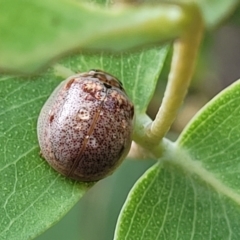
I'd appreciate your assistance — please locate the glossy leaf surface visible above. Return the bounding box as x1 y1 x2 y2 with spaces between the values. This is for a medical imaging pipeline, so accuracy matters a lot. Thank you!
0 46 168 239
115 80 240 240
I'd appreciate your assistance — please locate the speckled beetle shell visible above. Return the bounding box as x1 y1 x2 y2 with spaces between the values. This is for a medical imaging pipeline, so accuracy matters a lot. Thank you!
37 69 134 182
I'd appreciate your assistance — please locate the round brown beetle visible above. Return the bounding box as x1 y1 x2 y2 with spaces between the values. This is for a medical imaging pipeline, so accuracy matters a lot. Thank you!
37 69 134 182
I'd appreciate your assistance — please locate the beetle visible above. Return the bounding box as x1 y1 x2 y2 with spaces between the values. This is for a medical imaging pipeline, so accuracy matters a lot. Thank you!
37 69 134 181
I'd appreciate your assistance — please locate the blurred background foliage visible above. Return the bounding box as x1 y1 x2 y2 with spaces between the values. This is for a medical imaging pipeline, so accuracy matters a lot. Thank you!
36 3 240 240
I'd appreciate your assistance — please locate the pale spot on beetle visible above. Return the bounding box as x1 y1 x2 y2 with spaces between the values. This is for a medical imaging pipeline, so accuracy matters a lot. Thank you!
88 136 98 148
77 108 90 120
110 91 118 99
95 91 105 101
84 82 103 92
121 119 127 129
110 90 127 106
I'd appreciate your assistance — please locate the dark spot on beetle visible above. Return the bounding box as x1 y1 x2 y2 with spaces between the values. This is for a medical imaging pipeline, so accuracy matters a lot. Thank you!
39 151 44 158
130 105 134 119
49 114 54 123
65 78 75 90
103 83 112 89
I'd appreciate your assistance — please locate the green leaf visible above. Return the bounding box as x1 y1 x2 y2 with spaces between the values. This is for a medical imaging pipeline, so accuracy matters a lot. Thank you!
195 0 239 28
0 46 168 239
0 0 186 73
115 80 240 239
0 73 91 240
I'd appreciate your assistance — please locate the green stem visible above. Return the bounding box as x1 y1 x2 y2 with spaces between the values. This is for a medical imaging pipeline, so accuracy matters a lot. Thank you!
131 3 203 159
146 3 204 145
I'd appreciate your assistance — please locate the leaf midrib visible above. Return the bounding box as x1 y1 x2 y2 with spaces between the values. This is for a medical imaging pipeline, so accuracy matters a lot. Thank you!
164 141 240 205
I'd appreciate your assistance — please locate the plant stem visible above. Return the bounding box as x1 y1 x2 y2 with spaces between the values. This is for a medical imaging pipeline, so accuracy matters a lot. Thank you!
146 3 204 145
